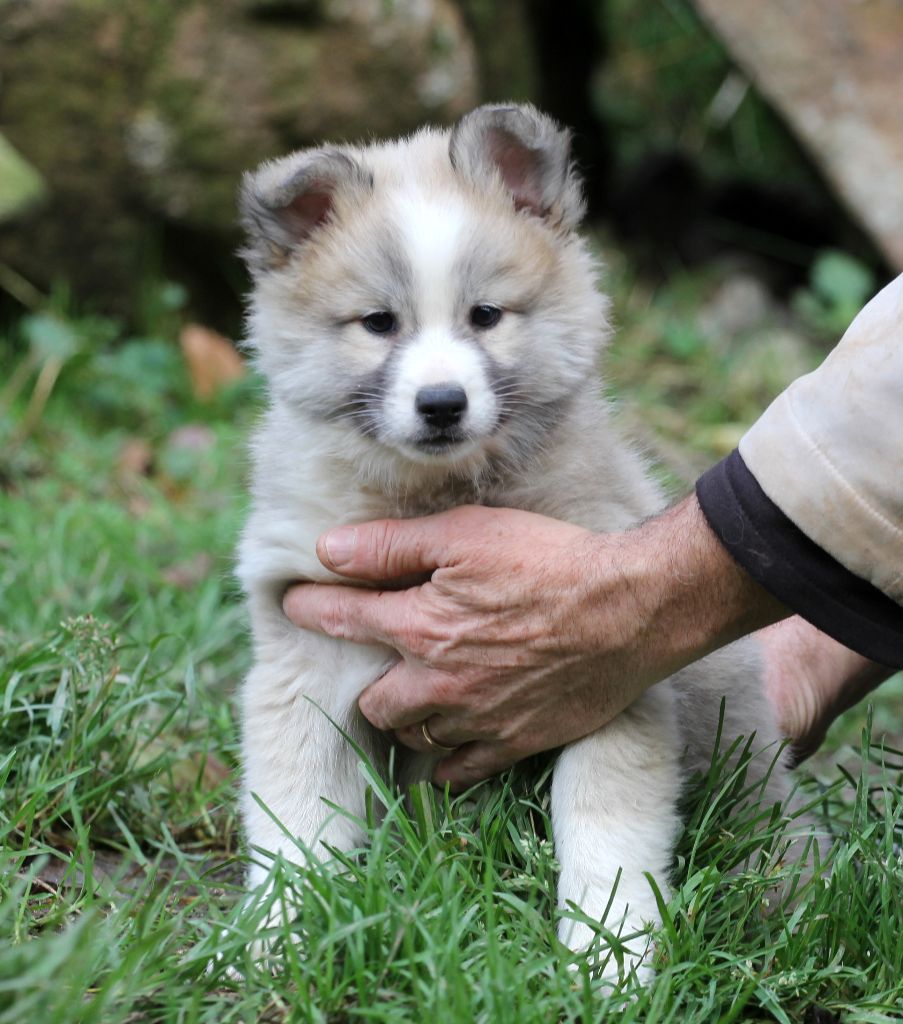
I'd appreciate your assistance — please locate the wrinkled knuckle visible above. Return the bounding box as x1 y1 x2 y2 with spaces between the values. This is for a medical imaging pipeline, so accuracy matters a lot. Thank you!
418 614 462 665
320 596 350 639
440 620 471 655
365 519 398 573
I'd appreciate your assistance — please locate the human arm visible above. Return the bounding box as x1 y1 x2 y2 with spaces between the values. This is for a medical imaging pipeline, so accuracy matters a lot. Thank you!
734 272 903 606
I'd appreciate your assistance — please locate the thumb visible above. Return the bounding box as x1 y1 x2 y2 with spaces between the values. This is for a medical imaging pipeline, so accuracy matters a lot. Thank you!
316 507 486 582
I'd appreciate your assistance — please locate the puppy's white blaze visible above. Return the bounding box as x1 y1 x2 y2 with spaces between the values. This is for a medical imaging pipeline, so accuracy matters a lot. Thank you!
395 193 467 324
384 331 496 441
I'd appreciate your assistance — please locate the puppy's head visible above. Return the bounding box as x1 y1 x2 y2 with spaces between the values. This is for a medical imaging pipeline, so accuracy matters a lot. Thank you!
240 104 607 479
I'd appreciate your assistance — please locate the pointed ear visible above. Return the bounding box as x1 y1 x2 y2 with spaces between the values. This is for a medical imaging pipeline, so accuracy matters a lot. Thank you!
449 104 585 230
239 149 370 272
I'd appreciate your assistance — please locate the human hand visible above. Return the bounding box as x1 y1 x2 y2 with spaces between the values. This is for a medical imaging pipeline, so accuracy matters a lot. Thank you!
757 616 892 763
283 505 648 789
282 498 782 789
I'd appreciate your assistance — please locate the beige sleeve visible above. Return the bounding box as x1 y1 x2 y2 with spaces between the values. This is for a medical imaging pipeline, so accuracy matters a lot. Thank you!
739 273 903 603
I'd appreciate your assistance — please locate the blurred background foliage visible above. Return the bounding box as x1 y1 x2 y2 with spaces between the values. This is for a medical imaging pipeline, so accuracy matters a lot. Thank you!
1 0 893 471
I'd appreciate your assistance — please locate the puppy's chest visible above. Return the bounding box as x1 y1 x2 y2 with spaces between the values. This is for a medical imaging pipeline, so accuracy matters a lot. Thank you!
257 477 529 584
279 467 624 555
362 469 588 523
379 484 507 521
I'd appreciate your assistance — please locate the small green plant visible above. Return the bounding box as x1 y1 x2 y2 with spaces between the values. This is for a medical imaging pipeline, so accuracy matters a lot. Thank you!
793 249 876 339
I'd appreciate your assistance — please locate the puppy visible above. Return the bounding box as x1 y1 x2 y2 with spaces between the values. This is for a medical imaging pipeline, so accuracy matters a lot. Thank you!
236 104 798 982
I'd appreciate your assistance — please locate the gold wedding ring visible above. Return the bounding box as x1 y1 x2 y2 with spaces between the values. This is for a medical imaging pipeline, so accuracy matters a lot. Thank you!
421 720 457 754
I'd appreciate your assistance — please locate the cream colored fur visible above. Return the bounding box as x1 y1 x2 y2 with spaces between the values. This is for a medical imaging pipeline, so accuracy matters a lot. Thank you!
237 104 800 983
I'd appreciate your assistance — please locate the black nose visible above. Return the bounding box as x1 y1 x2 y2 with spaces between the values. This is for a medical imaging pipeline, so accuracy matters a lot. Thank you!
415 385 468 430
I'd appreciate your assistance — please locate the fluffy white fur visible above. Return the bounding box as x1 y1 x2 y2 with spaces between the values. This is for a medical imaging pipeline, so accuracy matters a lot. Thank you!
237 104 801 982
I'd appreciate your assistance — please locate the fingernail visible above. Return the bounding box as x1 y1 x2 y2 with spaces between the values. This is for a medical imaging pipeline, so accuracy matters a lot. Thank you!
323 526 357 567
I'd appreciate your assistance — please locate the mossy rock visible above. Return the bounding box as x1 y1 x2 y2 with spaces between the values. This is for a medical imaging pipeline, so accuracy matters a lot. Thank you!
0 0 481 314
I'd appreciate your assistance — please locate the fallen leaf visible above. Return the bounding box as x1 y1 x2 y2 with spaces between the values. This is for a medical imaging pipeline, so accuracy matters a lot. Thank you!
179 323 245 400
117 437 154 478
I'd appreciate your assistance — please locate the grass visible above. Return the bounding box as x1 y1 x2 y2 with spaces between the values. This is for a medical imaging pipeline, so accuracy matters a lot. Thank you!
1 266 901 1022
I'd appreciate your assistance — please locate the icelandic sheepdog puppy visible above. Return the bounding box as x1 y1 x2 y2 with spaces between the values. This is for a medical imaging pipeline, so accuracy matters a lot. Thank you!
236 104 803 982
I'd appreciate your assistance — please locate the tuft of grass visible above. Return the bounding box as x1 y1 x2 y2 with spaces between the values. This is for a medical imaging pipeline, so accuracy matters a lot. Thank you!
2 713 901 1022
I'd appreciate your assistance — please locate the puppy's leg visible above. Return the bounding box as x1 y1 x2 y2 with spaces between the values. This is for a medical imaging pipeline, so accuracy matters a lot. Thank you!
552 686 682 985
242 629 395 889
673 643 830 871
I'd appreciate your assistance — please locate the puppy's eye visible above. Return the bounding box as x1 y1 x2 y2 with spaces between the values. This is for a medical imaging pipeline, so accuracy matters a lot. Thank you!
470 304 503 330
361 311 397 335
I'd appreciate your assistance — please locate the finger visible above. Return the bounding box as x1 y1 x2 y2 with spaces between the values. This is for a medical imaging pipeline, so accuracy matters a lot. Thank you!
358 664 449 732
394 715 467 754
314 506 495 581
282 581 409 646
433 742 518 791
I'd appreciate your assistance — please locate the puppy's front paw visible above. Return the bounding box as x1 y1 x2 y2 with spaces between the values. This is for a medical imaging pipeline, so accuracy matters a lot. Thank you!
244 880 307 974
558 914 655 988
204 897 296 984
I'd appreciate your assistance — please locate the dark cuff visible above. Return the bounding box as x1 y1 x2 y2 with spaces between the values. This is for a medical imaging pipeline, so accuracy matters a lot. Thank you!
696 449 903 668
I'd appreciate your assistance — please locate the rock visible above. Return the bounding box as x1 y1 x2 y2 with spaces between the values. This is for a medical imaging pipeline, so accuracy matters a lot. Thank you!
697 273 775 346
723 327 817 412
691 0 903 272
0 0 480 311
